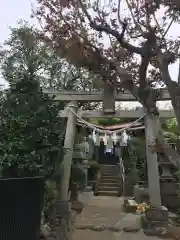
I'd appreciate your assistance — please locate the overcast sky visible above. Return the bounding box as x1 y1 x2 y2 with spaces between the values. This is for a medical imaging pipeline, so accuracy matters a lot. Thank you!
0 0 38 44
0 0 178 109
0 0 37 87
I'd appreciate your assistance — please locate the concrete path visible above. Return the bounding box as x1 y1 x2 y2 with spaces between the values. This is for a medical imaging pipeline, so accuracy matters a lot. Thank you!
72 192 170 240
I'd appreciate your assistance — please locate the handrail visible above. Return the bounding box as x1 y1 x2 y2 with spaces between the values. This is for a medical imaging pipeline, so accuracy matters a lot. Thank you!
119 157 125 183
118 156 125 196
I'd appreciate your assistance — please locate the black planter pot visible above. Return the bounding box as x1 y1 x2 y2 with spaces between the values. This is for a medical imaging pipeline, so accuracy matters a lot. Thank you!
0 177 44 240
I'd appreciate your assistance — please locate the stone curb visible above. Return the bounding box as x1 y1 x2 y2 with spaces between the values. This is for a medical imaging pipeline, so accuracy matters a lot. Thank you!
75 224 141 233
75 224 122 232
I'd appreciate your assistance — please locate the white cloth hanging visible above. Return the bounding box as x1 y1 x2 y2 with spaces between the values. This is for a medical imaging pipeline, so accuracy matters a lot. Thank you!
95 133 100 146
105 135 113 153
113 132 117 143
106 135 113 149
119 130 129 147
92 129 96 143
79 137 90 159
104 132 108 145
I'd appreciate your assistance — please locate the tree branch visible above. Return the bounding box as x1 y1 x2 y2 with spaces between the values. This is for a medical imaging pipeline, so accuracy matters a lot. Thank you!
157 52 176 91
115 64 142 102
78 0 142 54
139 32 156 90
139 55 149 90
178 58 180 84
162 16 175 39
115 63 154 110
136 28 158 113
117 0 123 25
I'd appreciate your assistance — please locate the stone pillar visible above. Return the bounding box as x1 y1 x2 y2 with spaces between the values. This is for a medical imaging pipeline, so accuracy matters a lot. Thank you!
56 101 77 240
56 201 72 240
159 155 180 209
145 114 161 208
59 101 78 200
143 114 169 237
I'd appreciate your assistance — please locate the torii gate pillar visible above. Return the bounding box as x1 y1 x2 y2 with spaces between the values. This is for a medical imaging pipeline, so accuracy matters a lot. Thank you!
143 113 169 234
59 100 78 200
145 113 161 208
56 101 78 240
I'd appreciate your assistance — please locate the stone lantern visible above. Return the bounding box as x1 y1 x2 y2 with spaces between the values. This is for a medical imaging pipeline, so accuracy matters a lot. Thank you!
158 154 180 210
73 137 90 187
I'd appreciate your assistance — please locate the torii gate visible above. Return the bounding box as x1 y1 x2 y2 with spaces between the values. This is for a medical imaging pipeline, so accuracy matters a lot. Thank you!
53 86 173 224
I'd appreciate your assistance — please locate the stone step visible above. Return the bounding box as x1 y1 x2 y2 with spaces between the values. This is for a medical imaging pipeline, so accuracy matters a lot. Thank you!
102 169 117 173
98 185 119 190
102 165 117 169
101 174 117 178
98 182 119 187
102 168 117 172
101 171 117 174
101 172 117 175
102 170 117 173
97 190 118 196
101 172 118 176
100 175 118 179
101 164 117 167
101 166 117 171
98 183 120 188
99 178 119 183
100 179 119 184
97 186 120 192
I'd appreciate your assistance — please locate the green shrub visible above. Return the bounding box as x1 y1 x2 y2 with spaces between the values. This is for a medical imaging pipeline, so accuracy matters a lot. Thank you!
0 78 65 178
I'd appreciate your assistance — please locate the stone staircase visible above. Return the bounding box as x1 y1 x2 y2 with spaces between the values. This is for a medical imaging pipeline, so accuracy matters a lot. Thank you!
94 165 121 197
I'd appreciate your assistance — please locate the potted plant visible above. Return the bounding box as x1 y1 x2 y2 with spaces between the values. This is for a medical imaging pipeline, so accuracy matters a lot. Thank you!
0 77 65 239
